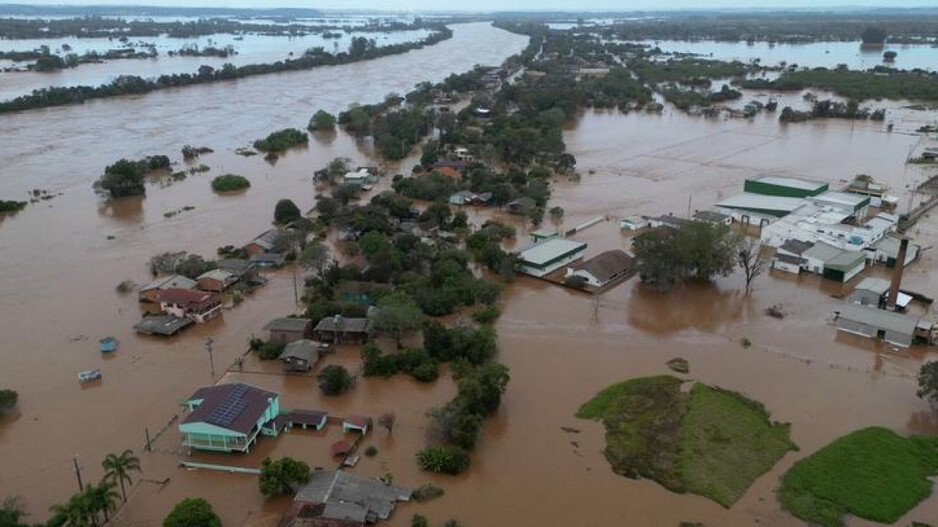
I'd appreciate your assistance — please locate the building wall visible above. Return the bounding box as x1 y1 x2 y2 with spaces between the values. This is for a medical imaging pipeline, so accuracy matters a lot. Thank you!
270 328 306 343
744 179 827 198
771 258 801 274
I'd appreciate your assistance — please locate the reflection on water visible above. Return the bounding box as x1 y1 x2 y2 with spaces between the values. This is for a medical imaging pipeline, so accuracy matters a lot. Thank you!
97 194 145 223
628 281 747 335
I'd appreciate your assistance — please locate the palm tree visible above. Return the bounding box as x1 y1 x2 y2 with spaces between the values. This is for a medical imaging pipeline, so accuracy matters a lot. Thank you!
86 481 120 524
101 449 141 502
49 493 95 527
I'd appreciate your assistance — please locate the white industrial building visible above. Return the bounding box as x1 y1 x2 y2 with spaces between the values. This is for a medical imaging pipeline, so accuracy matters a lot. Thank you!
515 238 588 278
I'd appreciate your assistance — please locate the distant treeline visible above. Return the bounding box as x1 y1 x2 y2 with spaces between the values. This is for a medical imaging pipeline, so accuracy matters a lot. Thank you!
0 16 437 39
0 4 323 18
740 66 938 101
572 12 938 44
0 27 453 115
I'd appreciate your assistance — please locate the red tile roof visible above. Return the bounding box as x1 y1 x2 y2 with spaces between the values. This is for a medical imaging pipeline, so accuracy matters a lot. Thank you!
157 288 218 308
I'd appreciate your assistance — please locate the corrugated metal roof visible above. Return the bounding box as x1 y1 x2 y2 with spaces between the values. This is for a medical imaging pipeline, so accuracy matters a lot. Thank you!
716 193 805 213
517 238 587 266
839 304 919 336
748 175 827 191
853 277 890 295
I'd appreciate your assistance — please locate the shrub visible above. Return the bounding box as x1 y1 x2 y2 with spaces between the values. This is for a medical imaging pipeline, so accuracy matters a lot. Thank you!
308 110 337 131
364 445 378 457
95 158 146 198
163 498 221 527
411 515 429 527
257 341 285 360
416 445 470 475
254 128 308 153
412 483 445 502
471 305 501 324
210 174 250 192
0 389 18 415
274 199 302 225
318 365 353 396
0 200 27 213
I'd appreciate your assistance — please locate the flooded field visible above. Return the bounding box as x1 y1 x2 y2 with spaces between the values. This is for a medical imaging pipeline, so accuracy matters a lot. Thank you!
2 19 938 527
0 28 434 100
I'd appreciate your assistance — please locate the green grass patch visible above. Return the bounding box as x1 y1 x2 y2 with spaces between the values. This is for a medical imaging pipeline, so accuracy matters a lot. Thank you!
780 427 938 527
578 375 796 507
680 384 797 507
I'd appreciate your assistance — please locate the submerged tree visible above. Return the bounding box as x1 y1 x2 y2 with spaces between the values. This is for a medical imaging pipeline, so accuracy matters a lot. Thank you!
102 449 141 502
163 498 221 527
259 457 311 497
916 361 938 408
737 238 770 294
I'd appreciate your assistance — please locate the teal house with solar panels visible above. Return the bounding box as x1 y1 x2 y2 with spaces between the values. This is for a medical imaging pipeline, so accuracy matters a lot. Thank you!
178 383 280 453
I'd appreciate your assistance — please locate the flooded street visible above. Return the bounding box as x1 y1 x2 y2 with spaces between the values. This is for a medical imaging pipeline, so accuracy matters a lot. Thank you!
2 19 938 527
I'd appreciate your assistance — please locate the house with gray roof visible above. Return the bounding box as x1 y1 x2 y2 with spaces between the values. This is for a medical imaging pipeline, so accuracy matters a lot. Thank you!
282 470 411 527
245 229 282 255
836 304 920 348
565 250 634 288
280 340 323 372
138 274 198 303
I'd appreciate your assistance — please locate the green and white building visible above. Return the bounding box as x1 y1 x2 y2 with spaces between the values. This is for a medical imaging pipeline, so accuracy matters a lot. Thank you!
178 383 280 453
515 237 587 278
743 175 828 198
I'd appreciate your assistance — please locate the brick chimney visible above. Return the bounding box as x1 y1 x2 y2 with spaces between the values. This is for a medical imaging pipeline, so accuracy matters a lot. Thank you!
887 237 909 310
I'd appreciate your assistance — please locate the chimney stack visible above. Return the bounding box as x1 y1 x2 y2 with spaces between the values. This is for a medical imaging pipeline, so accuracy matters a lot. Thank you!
887 237 909 310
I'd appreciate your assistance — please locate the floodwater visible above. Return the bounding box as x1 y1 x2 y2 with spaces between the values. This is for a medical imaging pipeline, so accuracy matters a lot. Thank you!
2 20 938 527
0 28 434 101
632 38 938 71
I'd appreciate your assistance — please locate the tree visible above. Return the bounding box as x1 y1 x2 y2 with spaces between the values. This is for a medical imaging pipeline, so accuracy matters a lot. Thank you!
373 292 423 347
274 199 302 225
861 26 887 45
378 412 396 435
259 457 311 497
308 110 337 132
634 221 739 290
1 497 29 527
163 498 221 527
101 449 141 503
300 240 330 280
917 361 938 407
416 445 470 475
0 389 17 416
49 493 95 527
85 482 119 524
94 159 146 198
737 238 770 294
317 365 353 396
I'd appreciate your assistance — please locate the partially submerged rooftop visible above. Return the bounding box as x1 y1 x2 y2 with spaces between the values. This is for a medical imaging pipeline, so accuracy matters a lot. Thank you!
182 383 277 435
285 469 411 527
517 237 587 266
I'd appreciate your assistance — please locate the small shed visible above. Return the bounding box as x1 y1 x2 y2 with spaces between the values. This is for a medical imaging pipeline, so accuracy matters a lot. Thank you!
771 253 805 275
449 190 476 206
850 277 891 307
342 416 372 434
264 318 312 344
506 197 536 215
530 228 557 242
619 216 649 231
692 210 732 226
280 340 322 372
823 251 866 283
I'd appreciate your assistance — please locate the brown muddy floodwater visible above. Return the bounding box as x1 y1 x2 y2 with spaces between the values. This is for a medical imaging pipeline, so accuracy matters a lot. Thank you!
2 22 938 527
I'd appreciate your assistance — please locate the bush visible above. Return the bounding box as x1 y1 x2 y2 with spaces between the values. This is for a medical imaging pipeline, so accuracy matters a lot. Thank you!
257 341 286 360
0 200 27 213
259 456 311 497
416 445 470 475
364 445 378 457
471 305 501 324
274 199 302 225
318 365 353 395
95 158 146 198
411 515 429 527
0 389 18 415
210 174 250 192
308 110 337 131
163 498 221 527
412 483 445 502
254 128 308 153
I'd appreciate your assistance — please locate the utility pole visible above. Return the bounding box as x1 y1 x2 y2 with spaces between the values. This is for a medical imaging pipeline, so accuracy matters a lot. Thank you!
73 455 84 492
205 337 215 379
292 241 299 305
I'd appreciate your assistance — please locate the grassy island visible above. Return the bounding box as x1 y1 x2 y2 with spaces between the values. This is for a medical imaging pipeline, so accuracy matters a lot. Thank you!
577 375 796 507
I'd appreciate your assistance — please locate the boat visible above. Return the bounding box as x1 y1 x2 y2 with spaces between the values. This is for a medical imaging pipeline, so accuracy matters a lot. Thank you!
78 369 102 384
99 337 117 353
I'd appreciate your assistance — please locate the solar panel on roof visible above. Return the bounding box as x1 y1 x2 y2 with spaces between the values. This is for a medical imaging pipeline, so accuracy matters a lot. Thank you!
205 384 251 427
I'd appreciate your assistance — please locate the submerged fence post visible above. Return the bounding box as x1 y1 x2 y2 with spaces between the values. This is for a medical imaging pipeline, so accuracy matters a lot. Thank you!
145 426 152 452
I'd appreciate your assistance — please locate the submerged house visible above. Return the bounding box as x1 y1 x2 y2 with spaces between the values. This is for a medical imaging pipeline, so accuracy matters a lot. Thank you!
506 197 536 215
565 250 634 288
138 275 197 303
196 268 239 292
802 242 866 283
283 470 411 527
771 239 814 275
314 315 373 343
245 229 282 256
178 383 280 453
156 288 222 323
280 339 323 372
264 318 312 344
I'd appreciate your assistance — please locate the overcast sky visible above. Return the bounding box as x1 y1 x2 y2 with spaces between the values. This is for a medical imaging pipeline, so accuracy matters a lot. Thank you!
13 0 935 12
